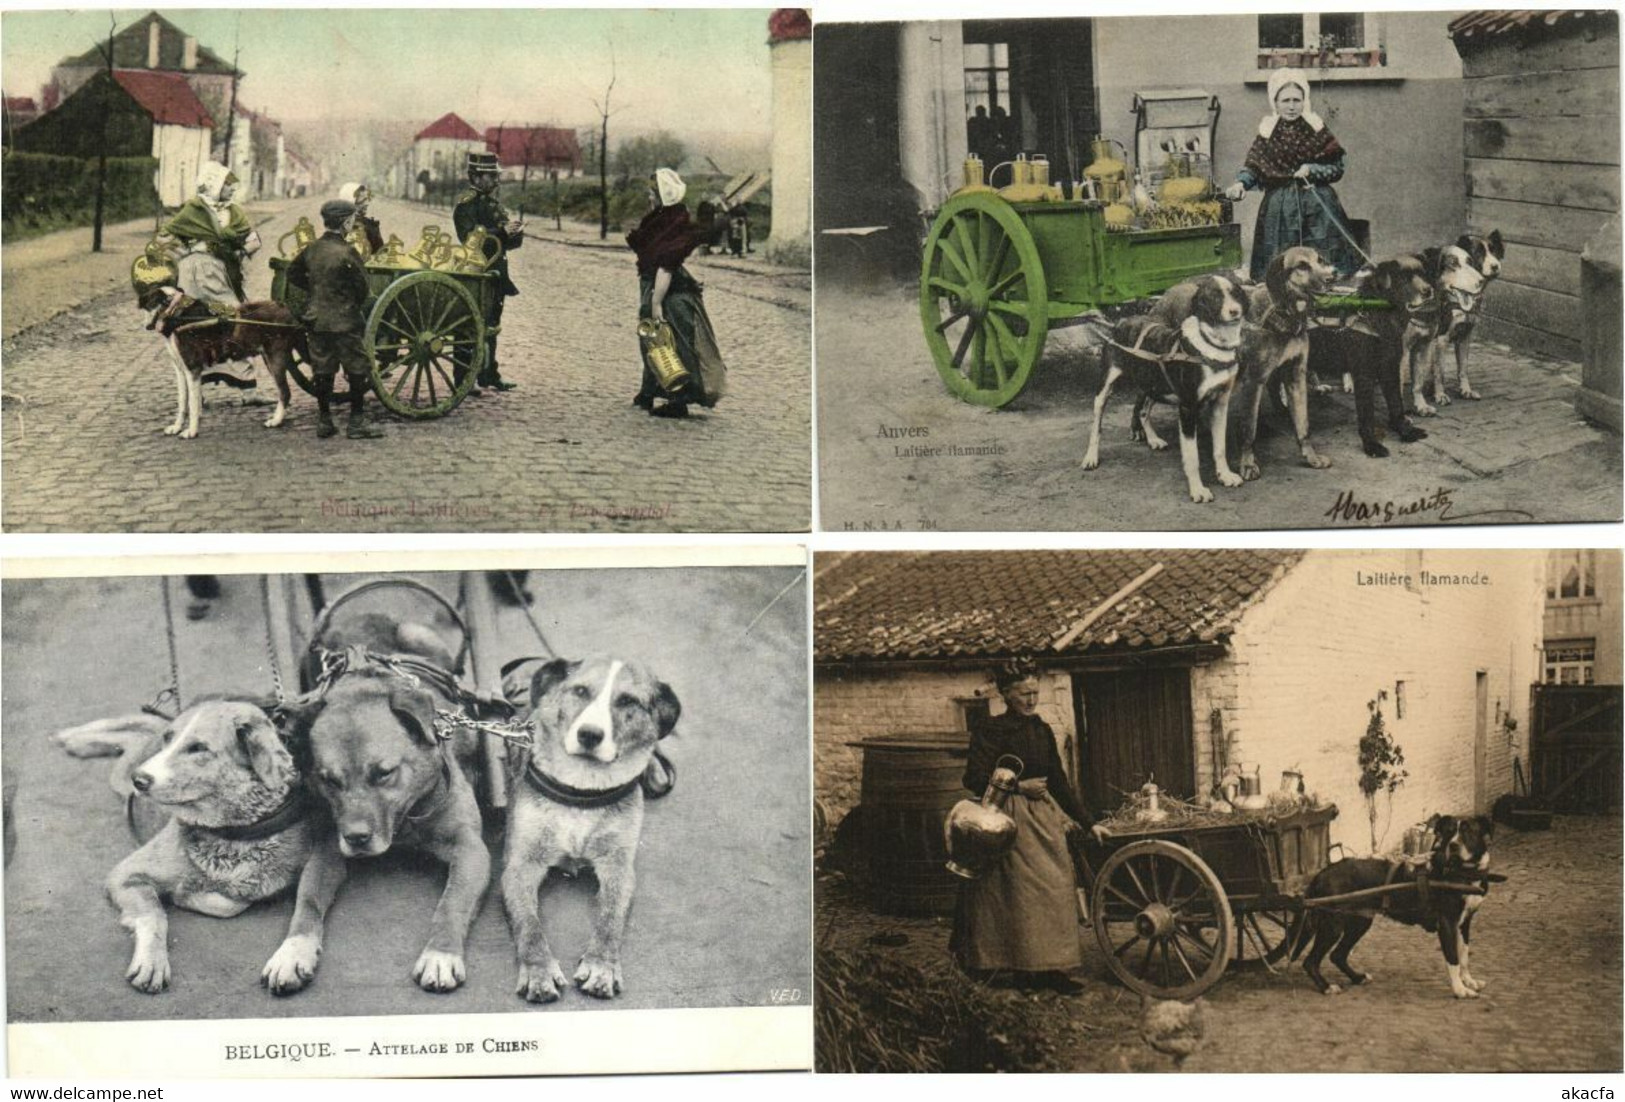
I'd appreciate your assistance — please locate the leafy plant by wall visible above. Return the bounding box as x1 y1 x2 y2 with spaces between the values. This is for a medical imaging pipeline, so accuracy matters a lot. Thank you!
1358 690 1408 853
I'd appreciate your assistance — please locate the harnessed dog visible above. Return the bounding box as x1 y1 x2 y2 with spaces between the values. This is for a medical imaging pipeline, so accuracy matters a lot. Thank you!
1410 232 1504 414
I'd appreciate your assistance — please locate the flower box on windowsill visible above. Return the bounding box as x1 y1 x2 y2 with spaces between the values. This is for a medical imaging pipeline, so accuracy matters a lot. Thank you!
1257 48 1386 71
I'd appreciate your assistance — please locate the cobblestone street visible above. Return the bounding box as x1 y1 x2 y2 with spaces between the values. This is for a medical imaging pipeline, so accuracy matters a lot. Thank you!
818 815 1622 1072
818 283 1622 531
1 198 811 532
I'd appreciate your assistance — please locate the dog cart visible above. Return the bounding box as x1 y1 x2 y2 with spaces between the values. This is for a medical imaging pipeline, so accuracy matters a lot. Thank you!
1083 804 1503 999
919 90 1242 407
268 222 507 420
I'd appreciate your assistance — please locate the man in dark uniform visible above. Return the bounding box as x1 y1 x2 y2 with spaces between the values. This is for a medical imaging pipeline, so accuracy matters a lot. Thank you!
286 199 384 440
453 151 523 392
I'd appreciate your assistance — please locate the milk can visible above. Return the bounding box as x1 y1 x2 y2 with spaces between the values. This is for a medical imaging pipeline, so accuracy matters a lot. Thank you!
943 755 1023 880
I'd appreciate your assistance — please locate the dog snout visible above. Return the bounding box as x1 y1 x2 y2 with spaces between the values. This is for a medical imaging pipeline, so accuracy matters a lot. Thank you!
1221 298 1243 322
130 770 154 793
341 828 374 854
575 725 605 752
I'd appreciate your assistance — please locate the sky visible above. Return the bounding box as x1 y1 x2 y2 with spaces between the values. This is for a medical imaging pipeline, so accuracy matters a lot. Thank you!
1 8 776 135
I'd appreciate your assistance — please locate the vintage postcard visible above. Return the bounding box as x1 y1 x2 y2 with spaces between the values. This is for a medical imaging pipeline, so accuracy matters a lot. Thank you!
814 11 1622 531
1 8 812 533
814 548 1621 1072
3 547 811 1076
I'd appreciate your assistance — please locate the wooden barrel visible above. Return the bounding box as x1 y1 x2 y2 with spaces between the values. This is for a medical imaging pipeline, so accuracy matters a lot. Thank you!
854 733 969 916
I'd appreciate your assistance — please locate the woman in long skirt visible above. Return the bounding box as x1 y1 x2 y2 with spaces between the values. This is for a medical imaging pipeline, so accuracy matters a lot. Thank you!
950 660 1092 994
625 167 728 419
1223 68 1362 281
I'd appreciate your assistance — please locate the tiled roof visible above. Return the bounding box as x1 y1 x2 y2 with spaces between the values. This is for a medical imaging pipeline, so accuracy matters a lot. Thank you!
112 70 212 129
5 97 38 113
415 112 481 142
1448 10 1614 44
769 9 812 42
483 125 580 166
814 550 1304 663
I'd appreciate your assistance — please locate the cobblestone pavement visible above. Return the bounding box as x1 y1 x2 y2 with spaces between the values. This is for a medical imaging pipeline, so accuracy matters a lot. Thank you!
3 568 811 1021
2 198 810 532
817 815 1622 1072
817 283 1622 531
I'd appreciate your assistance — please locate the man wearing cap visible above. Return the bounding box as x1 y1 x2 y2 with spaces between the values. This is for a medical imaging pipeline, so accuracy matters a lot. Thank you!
453 150 524 392
285 199 385 440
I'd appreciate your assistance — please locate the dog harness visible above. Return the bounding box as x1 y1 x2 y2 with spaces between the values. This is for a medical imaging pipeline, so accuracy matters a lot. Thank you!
185 788 310 844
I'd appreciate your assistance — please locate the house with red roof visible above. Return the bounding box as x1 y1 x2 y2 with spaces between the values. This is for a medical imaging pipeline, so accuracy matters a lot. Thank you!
407 112 483 198
815 549 1545 862
13 68 213 206
483 125 582 179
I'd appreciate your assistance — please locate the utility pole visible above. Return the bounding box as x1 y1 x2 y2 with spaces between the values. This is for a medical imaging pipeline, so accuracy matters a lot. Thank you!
590 51 618 240
222 19 241 174
91 13 115 253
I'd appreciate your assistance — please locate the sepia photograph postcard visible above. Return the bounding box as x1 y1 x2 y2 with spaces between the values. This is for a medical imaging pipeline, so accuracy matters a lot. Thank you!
813 548 1621 1072
2 547 812 1077
0 8 812 533
814 11 1622 531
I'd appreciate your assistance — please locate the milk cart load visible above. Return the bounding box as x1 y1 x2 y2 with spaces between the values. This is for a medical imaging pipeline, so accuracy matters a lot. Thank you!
920 90 1243 407
268 218 507 419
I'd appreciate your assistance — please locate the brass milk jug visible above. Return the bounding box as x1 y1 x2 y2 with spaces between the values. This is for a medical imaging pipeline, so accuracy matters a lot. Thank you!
943 755 1023 880
637 319 692 393
277 216 317 258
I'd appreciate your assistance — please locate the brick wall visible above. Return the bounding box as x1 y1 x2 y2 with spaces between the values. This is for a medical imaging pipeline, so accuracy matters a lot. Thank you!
1220 549 1544 853
815 666 1077 825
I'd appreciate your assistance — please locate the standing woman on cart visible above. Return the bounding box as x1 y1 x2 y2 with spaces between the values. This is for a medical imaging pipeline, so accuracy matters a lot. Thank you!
1223 68 1362 281
950 659 1093 994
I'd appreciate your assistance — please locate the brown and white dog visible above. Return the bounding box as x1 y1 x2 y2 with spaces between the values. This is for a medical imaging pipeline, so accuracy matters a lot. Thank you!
58 700 313 993
1408 231 1505 414
1081 274 1247 503
140 284 299 440
1290 814 1496 1000
1230 246 1338 480
501 656 679 1002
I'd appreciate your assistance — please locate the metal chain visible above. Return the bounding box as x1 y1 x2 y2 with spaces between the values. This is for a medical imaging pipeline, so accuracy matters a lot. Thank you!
433 708 533 745
260 575 287 704
152 576 183 717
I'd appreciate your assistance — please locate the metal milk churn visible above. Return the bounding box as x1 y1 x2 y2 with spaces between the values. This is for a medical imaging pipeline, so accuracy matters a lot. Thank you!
943 754 1023 880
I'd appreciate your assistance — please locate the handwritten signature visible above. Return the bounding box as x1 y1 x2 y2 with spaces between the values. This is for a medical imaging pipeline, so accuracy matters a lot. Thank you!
1323 488 1535 525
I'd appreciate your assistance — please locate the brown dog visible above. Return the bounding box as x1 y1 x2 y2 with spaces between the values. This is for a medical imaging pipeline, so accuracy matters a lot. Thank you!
501 657 679 1002
140 284 300 439
1227 246 1337 480
261 613 491 995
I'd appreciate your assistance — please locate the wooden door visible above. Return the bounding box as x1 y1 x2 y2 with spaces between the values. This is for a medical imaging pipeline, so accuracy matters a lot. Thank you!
1073 667 1195 811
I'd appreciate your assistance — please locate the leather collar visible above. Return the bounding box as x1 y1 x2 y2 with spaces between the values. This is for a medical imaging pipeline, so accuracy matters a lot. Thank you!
406 757 456 822
523 758 641 809
191 788 309 843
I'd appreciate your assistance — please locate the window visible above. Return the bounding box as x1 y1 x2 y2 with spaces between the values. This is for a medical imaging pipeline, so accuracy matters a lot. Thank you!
956 695 991 732
963 42 1011 118
1545 640 1597 685
1257 13 1383 70
1546 550 1598 600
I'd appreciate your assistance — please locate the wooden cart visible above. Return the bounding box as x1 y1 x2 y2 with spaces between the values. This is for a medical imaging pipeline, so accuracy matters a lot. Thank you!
269 257 503 419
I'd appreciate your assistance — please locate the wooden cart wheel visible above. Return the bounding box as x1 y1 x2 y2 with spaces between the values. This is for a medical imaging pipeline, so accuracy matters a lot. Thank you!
919 191 1048 408
1091 840 1234 1000
365 271 485 419
1236 905 1300 966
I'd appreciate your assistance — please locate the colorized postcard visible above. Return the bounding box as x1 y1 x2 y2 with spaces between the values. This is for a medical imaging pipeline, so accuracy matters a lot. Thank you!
814 12 1622 531
814 548 1622 1072
3 547 811 1076
1 8 812 533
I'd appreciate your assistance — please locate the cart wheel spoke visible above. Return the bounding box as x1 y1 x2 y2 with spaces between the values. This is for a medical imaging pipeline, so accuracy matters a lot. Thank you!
1121 861 1152 904
976 210 991 267
987 266 1026 300
366 272 483 419
1112 931 1144 958
949 216 978 274
1091 840 1233 1000
950 322 977 372
928 275 969 298
985 324 1009 387
378 316 415 342
1105 883 1142 912
983 233 1010 288
1168 935 1200 981
936 237 972 283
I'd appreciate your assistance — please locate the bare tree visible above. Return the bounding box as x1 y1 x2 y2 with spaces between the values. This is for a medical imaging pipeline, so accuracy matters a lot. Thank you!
90 13 117 252
588 50 623 240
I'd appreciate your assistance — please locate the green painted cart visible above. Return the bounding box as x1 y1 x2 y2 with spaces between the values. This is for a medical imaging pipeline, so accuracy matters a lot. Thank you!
919 191 1243 408
269 257 502 419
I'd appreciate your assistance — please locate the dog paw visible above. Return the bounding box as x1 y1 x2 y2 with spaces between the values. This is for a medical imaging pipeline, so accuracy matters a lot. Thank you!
1464 975 1485 992
1304 453 1333 470
1350 971 1374 986
1145 437 1169 452
1239 459 1261 482
1080 453 1100 471
127 948 170 993
263 411 286 428
1459 386 1481 401
1452 985 1480 1000
179 427 198 440
515 958 567 1003
1434 390 1452 407
574 953 624 999
1322 983 1344 996
413 949 466 993
1188 485 1214 504
1362 439 1390 458
1412 401 1437 418
162 423 183 436
261 935 320 996
1218 471 1244 488
1341 375 1355 395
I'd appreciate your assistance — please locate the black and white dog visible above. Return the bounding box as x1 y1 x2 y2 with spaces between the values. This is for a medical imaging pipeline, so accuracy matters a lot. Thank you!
1409 230 1505 414
1080 274 1247 504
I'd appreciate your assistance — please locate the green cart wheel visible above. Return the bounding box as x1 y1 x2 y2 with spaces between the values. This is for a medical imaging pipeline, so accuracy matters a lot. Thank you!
1092 839 1234 1000
365 270 485 419
919 191 1048 408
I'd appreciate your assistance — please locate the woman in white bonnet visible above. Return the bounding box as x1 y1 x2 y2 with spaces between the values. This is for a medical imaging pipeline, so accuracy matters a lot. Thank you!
624 166 728 418
158 161 261 304
1223 69 1361 280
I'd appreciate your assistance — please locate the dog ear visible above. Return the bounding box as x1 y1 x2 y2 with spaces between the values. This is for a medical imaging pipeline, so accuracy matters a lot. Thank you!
1488 229 1504 258
237 709 297 790
1369 262 1396 294
387 680 440 747
653 680 681 739
529 658 578 709
1265 251 1289 301
268 694 324 769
